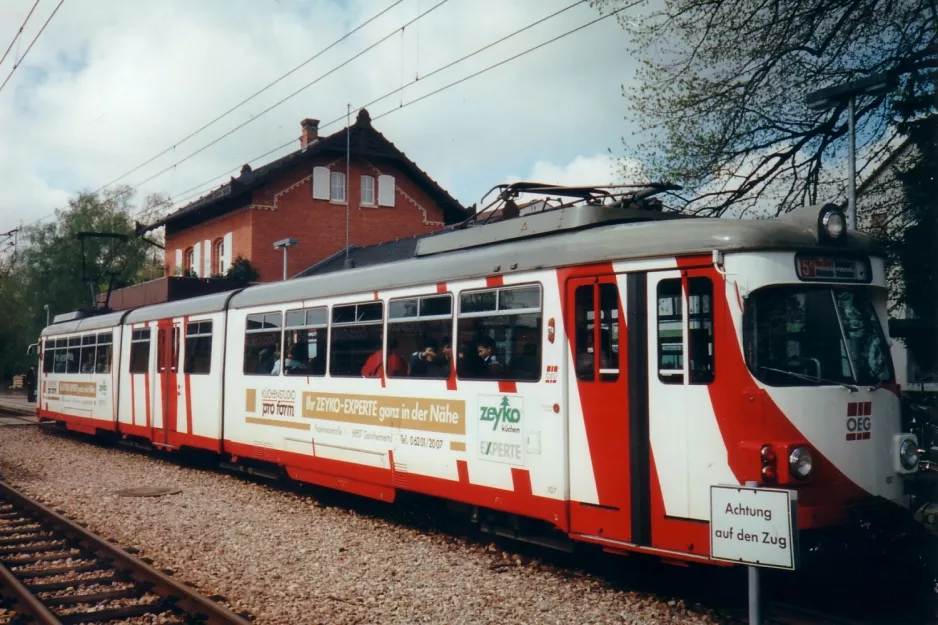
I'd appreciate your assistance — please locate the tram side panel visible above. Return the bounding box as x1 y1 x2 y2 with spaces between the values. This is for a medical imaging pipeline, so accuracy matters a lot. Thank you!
118 321 157 438
39 327 121 433
434 273 568 526
222 298 398 500
173 312 225 452
117 314 224 452
219 272 570 527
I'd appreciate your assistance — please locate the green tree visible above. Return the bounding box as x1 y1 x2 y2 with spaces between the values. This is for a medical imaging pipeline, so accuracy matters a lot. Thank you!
594 0 937 216
2 186 157 379
596 0 938 365
0 256 30 383
225 256 259 285
21 186 152 313
892 116 938 370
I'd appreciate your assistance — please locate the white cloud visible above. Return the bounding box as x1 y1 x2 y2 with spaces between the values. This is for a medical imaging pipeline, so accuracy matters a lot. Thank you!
0 0 647 233
525 154 619 187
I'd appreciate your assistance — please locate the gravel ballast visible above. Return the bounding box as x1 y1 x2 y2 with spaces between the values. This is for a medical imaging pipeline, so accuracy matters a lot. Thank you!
0 427 722 624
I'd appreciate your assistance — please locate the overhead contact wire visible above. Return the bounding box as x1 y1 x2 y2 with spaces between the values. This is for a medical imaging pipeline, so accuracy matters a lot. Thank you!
0 0 41 69
93 0 407 194
125 0 450 193
163 0 595 211
0 0 65 94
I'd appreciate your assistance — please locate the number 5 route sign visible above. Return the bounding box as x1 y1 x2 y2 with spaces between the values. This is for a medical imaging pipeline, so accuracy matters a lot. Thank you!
709 485 797 570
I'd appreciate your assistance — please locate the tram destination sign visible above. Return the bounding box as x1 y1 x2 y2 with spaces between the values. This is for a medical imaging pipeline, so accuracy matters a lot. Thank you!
709 485 797 570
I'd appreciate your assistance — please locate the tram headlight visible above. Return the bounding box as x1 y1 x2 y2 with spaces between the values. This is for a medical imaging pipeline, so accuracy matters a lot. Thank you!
789 446 813 480
818 204 846 242
899 438 920 471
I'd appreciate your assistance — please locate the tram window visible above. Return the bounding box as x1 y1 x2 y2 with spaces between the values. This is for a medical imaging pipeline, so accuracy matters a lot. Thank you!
244 313 282 375
331 302 386 377
42 340 55 373
457 285 542 381
387 294 453 378
575 286 595 380
687 278 715 384
574 284 620 382
657 280 684 383
283 307 327 376
79 335 96 374
129 328 151 374
96 333 112 374
53 339 67 373
66 337 81 374
656 278 715 385
184 321 213 375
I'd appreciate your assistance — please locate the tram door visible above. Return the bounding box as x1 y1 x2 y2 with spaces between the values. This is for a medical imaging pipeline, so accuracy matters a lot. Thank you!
154 320 181 446
646 268 731 524
565 275 634 543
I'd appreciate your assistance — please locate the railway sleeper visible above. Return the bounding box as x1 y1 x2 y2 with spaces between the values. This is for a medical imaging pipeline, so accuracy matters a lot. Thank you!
26 570 117 592
0 531 50 545
12 560 100 577
56 600 165 625
0 519 33 528
0 524 42 536
0 540 67 554
41 585 140 607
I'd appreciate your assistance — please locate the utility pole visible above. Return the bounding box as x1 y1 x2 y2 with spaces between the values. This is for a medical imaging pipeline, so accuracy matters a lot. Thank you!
273 238 298 280
805 73 898 231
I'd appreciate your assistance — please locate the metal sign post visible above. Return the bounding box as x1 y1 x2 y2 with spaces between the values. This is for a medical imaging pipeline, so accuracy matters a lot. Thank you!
745 479 762 625
710 482 798 625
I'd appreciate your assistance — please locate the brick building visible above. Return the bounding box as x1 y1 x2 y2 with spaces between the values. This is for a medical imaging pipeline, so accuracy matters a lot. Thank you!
143 109 469 282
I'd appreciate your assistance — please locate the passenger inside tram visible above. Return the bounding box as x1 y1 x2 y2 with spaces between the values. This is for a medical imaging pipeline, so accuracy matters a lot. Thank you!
95 349 110 374
408 338 450 378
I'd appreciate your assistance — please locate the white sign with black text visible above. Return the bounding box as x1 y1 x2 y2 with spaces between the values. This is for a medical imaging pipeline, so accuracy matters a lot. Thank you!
709 485 796 570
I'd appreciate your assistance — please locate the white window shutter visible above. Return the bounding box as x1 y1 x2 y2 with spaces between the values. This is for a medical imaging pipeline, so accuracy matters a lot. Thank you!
174 249 182 276
377 174 395 207
203 239 212 276
312 166 330 200
192 243 202 277
223 232 233 273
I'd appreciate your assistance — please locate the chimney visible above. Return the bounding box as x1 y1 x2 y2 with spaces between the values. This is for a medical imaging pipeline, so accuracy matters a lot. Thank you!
300 118 319 148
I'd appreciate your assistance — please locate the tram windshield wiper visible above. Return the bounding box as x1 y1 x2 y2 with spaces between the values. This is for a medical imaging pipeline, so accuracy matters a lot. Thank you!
759 366 859 392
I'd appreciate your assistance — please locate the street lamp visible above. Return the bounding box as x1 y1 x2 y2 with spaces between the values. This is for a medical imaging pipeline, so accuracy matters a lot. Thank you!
805 72 898 231
43 304 50 326
273 238 298 281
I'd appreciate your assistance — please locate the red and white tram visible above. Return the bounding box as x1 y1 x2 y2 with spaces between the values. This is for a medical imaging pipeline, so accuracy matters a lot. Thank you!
34 183 920 567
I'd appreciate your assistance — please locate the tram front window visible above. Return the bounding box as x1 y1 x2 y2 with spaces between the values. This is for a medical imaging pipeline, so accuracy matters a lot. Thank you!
743 286 893 387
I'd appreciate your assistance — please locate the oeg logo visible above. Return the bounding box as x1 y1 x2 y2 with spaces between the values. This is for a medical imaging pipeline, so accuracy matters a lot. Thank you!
847 416 871 433
480 396 521 431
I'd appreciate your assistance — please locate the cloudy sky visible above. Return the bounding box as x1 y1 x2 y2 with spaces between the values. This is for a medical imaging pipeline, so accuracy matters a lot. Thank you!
0 0 651 233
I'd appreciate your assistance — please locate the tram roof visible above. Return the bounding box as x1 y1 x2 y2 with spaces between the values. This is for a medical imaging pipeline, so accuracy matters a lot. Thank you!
123 290 238 325
40 310 129 337
41 202 877 332
230 202 880 310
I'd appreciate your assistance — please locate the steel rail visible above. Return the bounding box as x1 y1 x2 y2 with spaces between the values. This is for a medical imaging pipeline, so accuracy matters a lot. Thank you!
0 479 252 625
0 552 62 623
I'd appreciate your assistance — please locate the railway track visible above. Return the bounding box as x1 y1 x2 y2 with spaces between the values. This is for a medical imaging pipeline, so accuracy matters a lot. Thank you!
0 479 252 625
25 421 937 625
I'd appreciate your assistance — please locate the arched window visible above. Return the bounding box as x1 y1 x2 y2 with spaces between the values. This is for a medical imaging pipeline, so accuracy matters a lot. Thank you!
214 238 225 276
184 248 195 273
